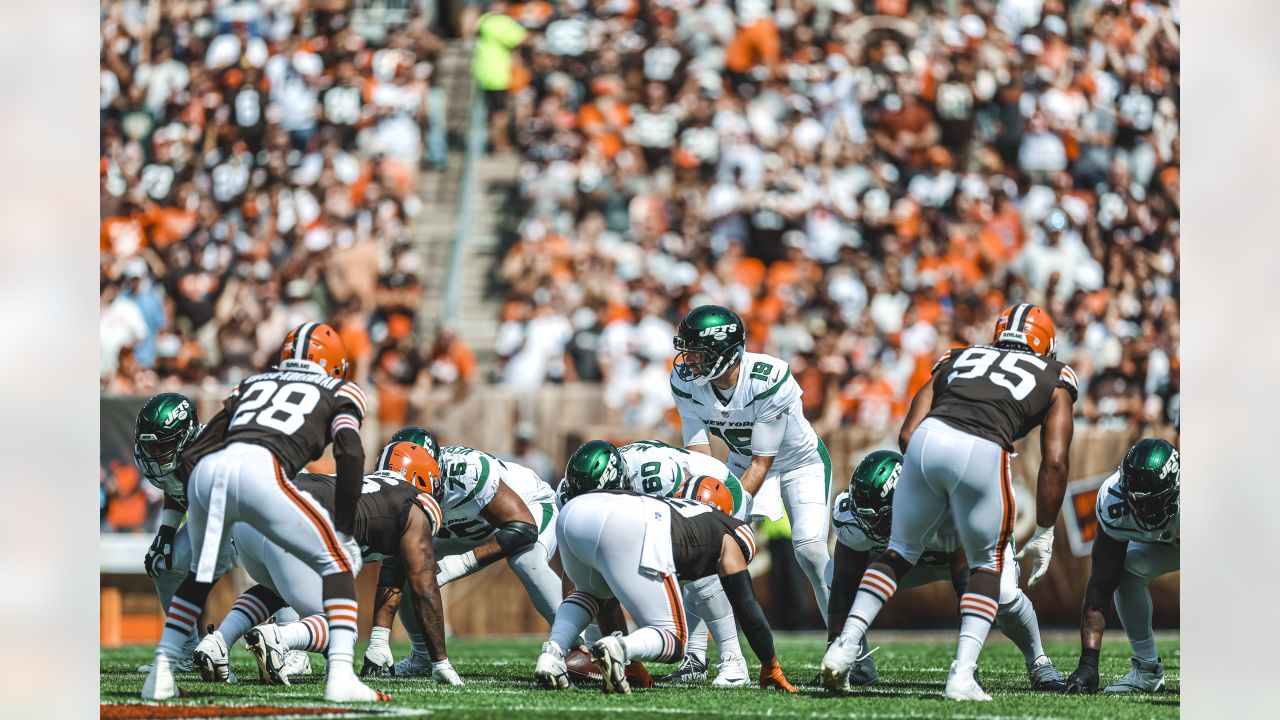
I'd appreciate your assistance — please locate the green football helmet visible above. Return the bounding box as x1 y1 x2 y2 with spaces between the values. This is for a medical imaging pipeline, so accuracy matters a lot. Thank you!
383 426 441 462
1120 438 1180 530
847 450 904 544
561 440 628 502
673 305 745 386
134 393 199 479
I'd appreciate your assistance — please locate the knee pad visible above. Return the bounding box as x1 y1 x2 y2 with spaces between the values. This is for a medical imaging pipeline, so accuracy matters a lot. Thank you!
496 520 539 558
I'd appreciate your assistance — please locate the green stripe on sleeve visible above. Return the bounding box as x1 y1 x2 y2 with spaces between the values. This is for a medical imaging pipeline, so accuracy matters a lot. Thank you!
454 453 491 508
723 472 744 514
671 383 693 399
748 367 792 406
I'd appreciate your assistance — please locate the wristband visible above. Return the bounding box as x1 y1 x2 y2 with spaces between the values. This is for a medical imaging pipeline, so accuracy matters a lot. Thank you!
160 509 184 529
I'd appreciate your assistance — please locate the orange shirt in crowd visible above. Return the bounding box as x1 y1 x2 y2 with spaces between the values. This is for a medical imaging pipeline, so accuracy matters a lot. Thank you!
105 460 147 531
725 19 780 74
101 214 146 255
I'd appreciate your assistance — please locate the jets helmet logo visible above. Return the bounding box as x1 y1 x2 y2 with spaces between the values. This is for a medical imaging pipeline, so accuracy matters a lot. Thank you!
881 464 902 498
163 401 190 428
1159 452 1179 480
598 458 618 488
699 323 738 341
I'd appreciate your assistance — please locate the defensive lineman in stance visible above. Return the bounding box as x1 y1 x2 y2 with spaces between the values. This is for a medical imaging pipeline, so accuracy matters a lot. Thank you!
559 439 750 685
1066 438 1180 694
143 322 386 702
829 450 1067 690
365 441 565 676
821 304 1077 700
669 305 833 628
535 489 796 694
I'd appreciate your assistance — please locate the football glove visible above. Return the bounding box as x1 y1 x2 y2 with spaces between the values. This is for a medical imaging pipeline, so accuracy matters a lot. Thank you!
759 660 797 693
144 525 178 577
1065 664 1100 694
1014 525 1055 586
360 626 394 677
432 659 464 685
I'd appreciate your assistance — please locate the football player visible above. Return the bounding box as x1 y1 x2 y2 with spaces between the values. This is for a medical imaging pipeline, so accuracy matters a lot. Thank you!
1065 438 1180 694
132 393 237 672
821 304 1077 701
362 442 564 677
534 487 796 694
670 305 833 628
558 439 751 686
143 322 386 703
205 442 461 686
828 450 1067 690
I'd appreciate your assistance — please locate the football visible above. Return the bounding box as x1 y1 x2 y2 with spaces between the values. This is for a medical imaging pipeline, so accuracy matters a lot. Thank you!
565 647 654 688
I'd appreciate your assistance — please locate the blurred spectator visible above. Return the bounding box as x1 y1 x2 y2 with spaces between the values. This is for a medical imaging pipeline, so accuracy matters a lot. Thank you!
507 421 553 481
474 1 528 153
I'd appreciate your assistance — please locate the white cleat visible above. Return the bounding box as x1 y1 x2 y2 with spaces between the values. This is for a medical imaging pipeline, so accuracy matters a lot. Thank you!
245 624 293 686
193 630 236 683
139 633 197 673
1104 657 1166 693
141 655 183 700
283 649 313 677
944 660 992 701
535 641 570 690
392 651 435 677
324 669 392 703
591 633 631 694
819 635 860 695
712 651 749 687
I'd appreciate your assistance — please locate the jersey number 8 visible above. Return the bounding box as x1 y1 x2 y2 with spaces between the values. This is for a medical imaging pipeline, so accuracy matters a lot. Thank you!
230 381 322 434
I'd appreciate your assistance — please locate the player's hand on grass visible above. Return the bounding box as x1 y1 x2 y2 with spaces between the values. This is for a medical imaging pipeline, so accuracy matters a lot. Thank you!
1014 525 1055 586
432 659 464 686
759 660 797 693
1064 665 1099 694
143 525 177 577
361 626 394 677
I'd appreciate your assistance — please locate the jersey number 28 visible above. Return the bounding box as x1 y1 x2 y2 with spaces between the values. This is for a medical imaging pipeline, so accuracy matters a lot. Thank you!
947 348 1047 401
230 381 321 434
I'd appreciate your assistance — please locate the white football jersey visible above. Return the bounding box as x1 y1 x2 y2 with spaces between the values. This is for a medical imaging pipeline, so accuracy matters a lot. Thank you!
831 488 958 570
670 351 820 475
1095 471 1181 546
438 445 554 544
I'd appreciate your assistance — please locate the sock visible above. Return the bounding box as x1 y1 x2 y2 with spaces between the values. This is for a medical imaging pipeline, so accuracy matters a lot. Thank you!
956 592 999 672
217 590 273 647
997 592 1046 666
158 595 203 662
507 544 564 626
840 567 898 643
152 565 197 651
583 623 602 644
321 572 359 674
686 576 744 665
793 538 833 628
1114 574 1160 663
621 627 683 664
279 614 329 653
549 592 598 653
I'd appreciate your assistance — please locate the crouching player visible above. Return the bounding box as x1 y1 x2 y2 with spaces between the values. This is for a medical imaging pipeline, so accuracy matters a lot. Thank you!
197 442 460 685
1066 439 1180 694
363 441 564 676
534 487 796 694
828 450 1067 690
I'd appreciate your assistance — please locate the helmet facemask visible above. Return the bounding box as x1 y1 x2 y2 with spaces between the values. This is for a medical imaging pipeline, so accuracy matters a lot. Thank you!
852 504 893 544
1123 477 1179 531
135 430 191 478
673 337 741 386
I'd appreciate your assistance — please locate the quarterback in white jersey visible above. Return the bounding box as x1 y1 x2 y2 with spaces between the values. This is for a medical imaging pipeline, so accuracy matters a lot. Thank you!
1066 439 1180 695
361 441 566 678
829 451 1067 690
670 305 833 628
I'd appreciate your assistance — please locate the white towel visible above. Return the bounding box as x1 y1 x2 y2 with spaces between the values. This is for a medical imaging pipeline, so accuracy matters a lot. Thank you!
637 497 676 578
747 474 784 522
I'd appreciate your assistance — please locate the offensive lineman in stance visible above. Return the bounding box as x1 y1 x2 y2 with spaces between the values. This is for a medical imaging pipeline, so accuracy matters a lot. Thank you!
1066 438 1180 694
142 322 386 703
828 450 1067 690
821 304 1077 700
534 488 796 694
669 305 833 634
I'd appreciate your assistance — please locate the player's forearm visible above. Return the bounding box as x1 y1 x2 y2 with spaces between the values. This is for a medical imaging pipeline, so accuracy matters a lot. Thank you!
738 457 774 496
686 443 712 456
372 583 402 629
159 494 185 528
1033 459 1068 529
1079 604 1107 652
408 574 449 661
332 429 365 535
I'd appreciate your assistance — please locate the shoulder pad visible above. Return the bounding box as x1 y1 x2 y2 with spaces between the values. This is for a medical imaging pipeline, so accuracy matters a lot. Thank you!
1056 364 1080 403
931 349 955 375
335 381 368 419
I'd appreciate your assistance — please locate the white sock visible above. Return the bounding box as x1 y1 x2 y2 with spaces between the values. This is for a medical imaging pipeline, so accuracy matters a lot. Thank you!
549 592 597 653
956 593 998 672
279 614 328 653
158 596 202 662
621 627 682 663
840 567 898 643
324 597 358 672
997 592 1046 666
217 592 272 647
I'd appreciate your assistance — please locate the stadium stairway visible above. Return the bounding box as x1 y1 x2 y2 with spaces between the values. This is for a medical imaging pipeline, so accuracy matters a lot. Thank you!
415 40 519 375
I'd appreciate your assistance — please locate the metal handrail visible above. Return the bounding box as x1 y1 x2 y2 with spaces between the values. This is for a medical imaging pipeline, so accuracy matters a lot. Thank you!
442 88 487 323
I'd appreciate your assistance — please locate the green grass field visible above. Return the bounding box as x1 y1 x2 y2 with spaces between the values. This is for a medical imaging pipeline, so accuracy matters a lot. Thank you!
102 634 1179 719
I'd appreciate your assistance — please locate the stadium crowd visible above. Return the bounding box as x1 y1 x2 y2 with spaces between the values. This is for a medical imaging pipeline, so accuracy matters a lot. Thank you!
492 0 1180 438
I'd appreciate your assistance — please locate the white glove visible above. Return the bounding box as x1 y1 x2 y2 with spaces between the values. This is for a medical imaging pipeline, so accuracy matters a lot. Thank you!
360 626 394 677
436 551 479 587
432 658 464 685
1014 525 1055 586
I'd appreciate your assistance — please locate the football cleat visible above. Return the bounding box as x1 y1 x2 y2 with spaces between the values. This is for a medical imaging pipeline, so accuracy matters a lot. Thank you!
193 630 236 683
712 651 749 687
245 625 293 686
819 635 860 694
138 632 197 673
324 670 392 703
141 655 183 700
392 651 435 677
535 641 571 690
850 652 880 686
656 654 708 683
1028 655 1067 691
283 649 313 677
591 634 631 694
1104 657 1166 693
944 661 992 701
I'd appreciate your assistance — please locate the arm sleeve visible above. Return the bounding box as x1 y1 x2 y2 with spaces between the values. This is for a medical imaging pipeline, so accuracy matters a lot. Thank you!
750 415 787 457
720 569 776 664
332 427 365 536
